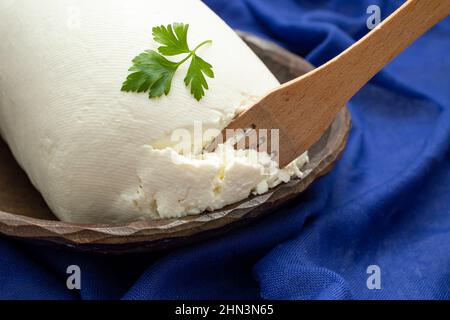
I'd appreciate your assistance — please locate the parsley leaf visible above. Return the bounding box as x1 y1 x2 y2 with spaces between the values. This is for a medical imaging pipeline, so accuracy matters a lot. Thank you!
185 55 215 101
152 23 190 56
121 50 178 98
122 23 214 101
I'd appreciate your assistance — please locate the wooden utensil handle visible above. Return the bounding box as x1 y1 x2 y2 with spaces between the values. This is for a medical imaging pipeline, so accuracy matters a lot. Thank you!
221 0 448 168
287 0 449 109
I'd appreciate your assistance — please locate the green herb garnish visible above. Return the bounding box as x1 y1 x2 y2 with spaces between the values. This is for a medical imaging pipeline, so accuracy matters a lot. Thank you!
121 23 214 101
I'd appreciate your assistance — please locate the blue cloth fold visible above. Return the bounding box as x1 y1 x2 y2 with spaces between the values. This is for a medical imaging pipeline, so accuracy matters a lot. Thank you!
0 0 449 300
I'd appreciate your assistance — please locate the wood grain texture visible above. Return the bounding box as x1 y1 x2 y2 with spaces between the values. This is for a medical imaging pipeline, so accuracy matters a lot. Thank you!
225 0 449 167
0 33 352 254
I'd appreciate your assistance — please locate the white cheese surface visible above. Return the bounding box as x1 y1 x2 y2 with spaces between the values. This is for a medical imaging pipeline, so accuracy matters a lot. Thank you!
0 0 308 223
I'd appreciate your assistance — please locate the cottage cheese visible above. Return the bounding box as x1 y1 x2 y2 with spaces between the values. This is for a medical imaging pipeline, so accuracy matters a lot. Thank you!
0 0 308 223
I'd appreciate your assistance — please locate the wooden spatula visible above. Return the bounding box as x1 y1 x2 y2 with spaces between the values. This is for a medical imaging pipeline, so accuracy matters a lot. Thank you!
218 0 449 168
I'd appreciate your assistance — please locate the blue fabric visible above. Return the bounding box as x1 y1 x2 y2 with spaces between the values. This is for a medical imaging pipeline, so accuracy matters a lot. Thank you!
0 0 449 300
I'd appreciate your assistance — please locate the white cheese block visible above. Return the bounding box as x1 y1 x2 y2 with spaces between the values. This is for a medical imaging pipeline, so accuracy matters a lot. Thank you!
0 0 308 223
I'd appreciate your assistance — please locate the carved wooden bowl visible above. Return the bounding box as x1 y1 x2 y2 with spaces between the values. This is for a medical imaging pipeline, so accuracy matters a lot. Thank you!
0 33 351 254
